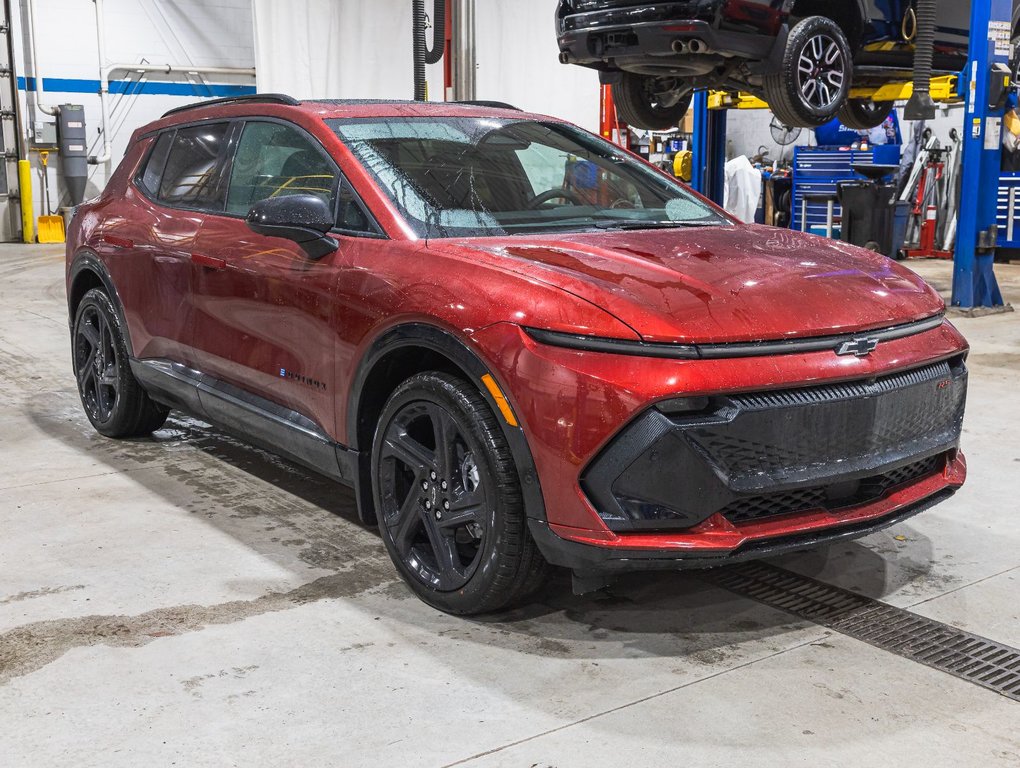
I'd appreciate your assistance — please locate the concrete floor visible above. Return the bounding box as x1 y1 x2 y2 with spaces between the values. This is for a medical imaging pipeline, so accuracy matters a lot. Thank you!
1 244 1018 767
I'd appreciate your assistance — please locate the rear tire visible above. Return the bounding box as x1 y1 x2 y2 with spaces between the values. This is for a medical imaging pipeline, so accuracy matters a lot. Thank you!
765 16 852 128
72 288 169 438
372 371 547 615
838 99 894 130
613 72 693 131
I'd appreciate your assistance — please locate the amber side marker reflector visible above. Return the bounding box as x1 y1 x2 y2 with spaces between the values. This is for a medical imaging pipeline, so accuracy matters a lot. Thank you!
480 374 518 427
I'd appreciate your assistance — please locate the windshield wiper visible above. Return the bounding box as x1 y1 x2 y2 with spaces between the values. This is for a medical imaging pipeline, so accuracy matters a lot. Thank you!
592 220 722 231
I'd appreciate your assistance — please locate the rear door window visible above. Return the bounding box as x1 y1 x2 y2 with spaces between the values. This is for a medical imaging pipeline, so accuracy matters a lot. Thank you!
158 123 230 209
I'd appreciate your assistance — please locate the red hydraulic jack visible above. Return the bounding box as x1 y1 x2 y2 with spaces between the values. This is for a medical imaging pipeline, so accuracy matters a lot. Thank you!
905 148 952 259
906 205 953 259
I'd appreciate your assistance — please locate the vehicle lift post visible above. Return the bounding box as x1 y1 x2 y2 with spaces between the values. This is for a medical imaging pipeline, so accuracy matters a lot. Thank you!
952 0 1010 309
690 90 726 203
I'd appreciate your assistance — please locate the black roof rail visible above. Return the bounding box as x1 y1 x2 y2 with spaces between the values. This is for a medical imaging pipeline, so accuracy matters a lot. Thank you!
454 100 522 111
162 93 300 118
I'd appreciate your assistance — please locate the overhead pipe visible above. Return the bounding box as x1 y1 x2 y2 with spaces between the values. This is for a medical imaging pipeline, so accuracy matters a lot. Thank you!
25 0 57 115
88 0 254 165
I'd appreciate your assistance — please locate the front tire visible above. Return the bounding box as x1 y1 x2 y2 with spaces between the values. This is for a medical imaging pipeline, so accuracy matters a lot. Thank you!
72 288 169 437
765 16 852 128
372 371 547 615
613 72 693 131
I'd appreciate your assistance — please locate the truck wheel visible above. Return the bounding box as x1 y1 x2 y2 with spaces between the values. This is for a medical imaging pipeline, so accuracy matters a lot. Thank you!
765 16 852 128
613 72 693 131
838 99 894 130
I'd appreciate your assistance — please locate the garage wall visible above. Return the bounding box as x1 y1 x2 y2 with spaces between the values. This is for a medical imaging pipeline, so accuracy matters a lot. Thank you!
252 0 600 131
474 0 598 130
12 0 256 213
252 0 444 101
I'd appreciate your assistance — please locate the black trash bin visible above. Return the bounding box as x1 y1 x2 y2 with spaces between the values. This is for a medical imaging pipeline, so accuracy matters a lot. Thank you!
837 164 902 256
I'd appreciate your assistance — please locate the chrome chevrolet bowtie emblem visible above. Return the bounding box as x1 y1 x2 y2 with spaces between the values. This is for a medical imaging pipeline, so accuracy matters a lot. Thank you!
836 337 880 357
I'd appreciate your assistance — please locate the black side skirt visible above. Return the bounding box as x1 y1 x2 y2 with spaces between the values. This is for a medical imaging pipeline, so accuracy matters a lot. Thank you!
130 359 359 487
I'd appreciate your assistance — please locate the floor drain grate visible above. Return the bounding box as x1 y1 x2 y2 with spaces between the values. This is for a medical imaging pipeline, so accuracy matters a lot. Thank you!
712 562 1020 702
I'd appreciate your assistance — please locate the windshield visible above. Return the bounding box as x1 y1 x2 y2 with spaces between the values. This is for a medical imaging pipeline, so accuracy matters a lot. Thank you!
327 117 730 238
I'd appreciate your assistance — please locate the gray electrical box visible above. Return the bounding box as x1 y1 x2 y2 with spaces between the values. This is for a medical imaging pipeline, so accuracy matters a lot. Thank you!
58 104 88 205
32 120 57 147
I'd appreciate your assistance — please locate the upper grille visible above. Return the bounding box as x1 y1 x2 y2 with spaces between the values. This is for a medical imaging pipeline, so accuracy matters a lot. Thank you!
731 360 954 410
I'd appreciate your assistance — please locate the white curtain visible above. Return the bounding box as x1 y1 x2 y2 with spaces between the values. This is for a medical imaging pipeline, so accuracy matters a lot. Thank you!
475 0 599 131
253 0 444 100
252 0 600 132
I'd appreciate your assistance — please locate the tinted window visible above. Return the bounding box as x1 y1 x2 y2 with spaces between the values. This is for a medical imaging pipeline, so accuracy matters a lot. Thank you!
158 123 230 208
329 117 729 238
139 132 173 196
226 122 338 216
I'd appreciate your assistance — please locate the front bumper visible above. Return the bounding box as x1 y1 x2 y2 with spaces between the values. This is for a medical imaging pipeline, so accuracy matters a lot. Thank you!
469 320 970 574
585 356 967 532
528 481 962 573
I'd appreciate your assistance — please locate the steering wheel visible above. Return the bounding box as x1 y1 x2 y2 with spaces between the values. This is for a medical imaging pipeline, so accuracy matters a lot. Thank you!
526 187 586 209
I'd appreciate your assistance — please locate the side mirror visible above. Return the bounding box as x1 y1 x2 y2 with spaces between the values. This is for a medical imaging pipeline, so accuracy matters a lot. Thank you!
245 194 338 260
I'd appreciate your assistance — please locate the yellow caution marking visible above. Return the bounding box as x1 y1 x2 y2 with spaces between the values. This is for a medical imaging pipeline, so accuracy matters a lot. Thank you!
481 374 519 427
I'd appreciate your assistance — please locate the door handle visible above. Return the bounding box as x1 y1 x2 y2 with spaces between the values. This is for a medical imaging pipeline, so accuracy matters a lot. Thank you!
191 253 226 270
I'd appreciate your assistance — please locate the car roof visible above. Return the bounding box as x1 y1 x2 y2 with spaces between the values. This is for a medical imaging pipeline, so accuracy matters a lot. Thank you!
142 93 561 135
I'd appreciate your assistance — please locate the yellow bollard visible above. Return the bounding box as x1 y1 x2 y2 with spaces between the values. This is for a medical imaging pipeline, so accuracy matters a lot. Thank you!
18 159 34 244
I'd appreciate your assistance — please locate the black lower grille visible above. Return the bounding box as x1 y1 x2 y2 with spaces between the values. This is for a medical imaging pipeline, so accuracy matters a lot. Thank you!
721 454 944 525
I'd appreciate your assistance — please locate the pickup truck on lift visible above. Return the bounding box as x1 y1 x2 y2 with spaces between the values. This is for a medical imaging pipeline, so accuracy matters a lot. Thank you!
556 0 1019 131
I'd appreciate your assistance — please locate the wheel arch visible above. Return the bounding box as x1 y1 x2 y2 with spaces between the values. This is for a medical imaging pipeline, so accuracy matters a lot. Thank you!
67 251 135 358
788 0 865 49
347 322 546 525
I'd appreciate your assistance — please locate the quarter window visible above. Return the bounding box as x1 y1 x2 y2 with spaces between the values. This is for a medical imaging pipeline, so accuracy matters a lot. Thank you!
226 122 338 216
158 123 230 208
139 132 173 196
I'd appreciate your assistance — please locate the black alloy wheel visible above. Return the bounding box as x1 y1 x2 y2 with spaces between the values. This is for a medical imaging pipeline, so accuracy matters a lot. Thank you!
72 288 169 437
765 16 852 128
372 371 547 614
74 300 120 424
378 399 489 591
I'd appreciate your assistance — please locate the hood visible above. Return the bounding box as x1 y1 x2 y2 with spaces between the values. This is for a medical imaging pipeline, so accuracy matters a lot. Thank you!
460 224 944 344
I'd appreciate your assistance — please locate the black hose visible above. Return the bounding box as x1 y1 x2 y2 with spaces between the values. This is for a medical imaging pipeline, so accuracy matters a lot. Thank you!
413 0 445 101
905 0 936 120
413 0 427 101
425 0 445 65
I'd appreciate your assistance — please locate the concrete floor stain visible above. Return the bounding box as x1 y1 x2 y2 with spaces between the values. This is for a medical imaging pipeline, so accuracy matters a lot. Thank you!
0 567 396 686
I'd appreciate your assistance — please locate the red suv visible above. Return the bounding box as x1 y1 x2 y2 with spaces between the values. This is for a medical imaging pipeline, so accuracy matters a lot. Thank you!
67 95 968 614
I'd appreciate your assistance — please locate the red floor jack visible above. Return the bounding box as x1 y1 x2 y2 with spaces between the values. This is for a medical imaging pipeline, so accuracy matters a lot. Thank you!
905 146 953 259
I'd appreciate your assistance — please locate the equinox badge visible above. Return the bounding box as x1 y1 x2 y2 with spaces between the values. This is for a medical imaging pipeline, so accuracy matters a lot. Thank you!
836 337 880 357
